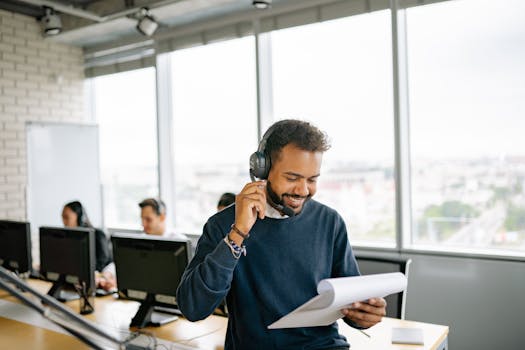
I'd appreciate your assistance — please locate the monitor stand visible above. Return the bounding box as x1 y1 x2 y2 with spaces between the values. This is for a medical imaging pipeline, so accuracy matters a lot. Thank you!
153 305 182 316
150 311 178 327
58 289 81 301
47 278 80 301
130 295 178 329
47 277 95 314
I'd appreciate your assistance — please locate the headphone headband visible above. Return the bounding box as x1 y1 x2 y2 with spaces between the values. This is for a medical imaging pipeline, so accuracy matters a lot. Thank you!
257 123 278 154
249 120 291 180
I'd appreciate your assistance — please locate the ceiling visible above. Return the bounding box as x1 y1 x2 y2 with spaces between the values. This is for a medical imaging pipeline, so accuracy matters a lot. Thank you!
0 0 281 49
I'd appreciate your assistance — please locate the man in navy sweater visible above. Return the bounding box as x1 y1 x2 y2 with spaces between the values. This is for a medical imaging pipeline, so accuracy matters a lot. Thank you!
177 119 386 350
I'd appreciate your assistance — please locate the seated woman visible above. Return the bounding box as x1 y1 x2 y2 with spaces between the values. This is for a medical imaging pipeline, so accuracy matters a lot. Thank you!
61 201 116 292
217 192 236 211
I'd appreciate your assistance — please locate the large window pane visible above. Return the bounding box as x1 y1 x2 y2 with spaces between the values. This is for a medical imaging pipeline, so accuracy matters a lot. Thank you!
407 0 525 254
92 68 158 228
171 37 257 233
272 12 395 246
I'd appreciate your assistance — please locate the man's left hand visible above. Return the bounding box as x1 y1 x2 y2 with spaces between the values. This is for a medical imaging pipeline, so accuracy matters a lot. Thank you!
341 297 387 329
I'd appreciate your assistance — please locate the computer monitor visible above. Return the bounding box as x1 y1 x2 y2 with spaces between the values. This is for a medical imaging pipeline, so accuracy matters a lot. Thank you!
0 220 32 275
111 233 191 328
39 226 96 309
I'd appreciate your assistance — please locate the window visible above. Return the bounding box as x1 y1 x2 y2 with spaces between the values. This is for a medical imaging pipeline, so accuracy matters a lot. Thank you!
170 37 257 233
271 12 395 246
91 68 158 228
407 0 525 254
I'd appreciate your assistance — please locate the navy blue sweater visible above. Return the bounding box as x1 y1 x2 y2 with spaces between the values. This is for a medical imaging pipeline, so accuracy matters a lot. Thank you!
176 199 360 350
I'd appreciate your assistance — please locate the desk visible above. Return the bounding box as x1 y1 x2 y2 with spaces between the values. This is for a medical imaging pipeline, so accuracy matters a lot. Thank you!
1 279 448 350
337 318 448 350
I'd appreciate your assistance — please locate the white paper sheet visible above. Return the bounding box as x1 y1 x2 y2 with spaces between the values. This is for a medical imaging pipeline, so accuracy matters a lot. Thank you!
268 272 407 329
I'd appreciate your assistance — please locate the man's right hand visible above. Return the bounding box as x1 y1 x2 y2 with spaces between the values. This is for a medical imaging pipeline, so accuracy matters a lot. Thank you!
232 180 267 244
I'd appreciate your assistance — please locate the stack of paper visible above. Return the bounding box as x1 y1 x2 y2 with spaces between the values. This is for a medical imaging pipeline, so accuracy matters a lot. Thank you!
391 327 424 344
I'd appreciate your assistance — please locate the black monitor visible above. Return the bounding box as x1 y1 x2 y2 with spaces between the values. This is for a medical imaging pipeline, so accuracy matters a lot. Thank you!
111 233 190 328
0 220 32 275
39 226 96 312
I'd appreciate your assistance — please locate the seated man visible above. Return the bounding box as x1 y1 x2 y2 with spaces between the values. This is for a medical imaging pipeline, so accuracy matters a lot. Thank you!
139 198 187 240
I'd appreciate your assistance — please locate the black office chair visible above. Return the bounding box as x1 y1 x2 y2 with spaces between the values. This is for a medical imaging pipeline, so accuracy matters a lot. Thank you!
354 253 411 319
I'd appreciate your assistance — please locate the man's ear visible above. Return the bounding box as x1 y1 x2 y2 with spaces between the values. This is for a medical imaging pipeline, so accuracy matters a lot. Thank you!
159 213 166 222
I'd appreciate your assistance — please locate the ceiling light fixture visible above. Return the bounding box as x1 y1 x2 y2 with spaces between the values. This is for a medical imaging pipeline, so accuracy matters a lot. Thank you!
136 7 158 37
252 0 272 10
41 6 62 36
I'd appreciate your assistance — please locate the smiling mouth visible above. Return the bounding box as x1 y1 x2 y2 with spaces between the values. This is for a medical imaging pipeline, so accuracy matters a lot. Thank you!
283 195 307 207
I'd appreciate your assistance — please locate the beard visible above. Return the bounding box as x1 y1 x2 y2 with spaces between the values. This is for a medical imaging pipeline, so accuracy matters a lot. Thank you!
266 181 311 213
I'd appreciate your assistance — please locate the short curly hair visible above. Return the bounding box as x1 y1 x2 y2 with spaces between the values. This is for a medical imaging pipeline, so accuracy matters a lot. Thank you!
264 119 331 164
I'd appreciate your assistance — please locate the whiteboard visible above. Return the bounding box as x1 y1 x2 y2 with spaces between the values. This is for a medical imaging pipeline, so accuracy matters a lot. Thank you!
26 122 102 264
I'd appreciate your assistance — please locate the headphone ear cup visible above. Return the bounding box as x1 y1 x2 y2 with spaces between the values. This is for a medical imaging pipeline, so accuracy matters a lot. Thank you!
249 151 270 179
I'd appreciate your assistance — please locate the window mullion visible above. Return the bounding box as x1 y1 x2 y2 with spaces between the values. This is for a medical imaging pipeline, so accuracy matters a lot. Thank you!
390 0 413 250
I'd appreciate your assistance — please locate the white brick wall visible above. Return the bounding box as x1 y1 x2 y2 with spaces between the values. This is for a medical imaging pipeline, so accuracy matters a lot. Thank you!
0 9 86 221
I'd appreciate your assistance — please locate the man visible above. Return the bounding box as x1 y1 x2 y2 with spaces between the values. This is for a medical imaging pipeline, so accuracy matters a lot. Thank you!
139 198 187 240
176 120 386 350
